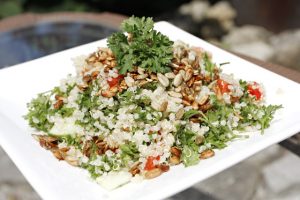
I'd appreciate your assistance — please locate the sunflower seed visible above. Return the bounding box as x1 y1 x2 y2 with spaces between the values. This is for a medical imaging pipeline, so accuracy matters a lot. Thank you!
136 74 148 80
168 91 182 98
137 67 145 74
157 73 170 87
165 72 175 79
145 168 162 179
196 94 209 105
173 73 183 87
200 149 215 159
175 108 185 120
160 101 168 112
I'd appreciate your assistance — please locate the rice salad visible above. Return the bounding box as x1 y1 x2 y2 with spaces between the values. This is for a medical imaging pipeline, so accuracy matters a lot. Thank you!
25 17 281 190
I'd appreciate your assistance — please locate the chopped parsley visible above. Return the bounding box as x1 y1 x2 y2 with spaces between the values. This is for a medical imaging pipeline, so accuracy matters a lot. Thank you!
107 16 174 74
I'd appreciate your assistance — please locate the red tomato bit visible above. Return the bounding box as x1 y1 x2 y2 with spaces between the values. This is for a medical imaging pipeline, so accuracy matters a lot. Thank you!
107 74 124 88
144 156 160 171
247 82 262 100
217 79 230 94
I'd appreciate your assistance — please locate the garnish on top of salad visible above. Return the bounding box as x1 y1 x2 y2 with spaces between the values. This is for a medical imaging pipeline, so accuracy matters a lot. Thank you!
25 16 282 190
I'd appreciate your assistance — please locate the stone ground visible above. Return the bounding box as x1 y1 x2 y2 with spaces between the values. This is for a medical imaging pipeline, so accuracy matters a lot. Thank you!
1 144 299 200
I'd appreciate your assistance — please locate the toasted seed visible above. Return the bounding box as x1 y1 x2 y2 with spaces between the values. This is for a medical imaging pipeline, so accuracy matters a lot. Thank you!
182 100 191 106
130 167 140 176
101 87 117 98
54 100 63 109
200 149 215 159
200 103 213 112
60 147 70 152
179 70 185 77
111 60 117 67
194 86 201 92
175 108 185 120
181 58 189 66
197 95 209 105
136 74 148 80
34 135 58 150
83 74 92 83
188 95 195 102
124 76 135 87
99 53 108 61
52 149 65 160
168 91 182 98
191 101 199 109
104 66 110 73
170 97 182 104
173 73 183 87
170 146 181 157
169 155 180 165
157 73 170 87
150 74 158 80
122 127 130 132
106 56 114 61
165 72 175 79
65 157 79 166
195 75 204 81
170 63 180 68
183 68 193 81
145 78 153 82
138 80 149 87
129 162 141 176
193 80 202 87
87 56 96 63
174 86 182 93
187 77 195 87
55 95 64 101
159 164 170 172
160 101 168 112
195 135 204 145
145 168 162 179
91 71 100 79
190 117 200 123
137 67 145 74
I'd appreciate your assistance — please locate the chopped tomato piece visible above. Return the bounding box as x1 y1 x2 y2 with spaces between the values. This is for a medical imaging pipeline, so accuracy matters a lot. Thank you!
144 156 160 171
247 82 262 100
217 79 230 94
107 74 124 88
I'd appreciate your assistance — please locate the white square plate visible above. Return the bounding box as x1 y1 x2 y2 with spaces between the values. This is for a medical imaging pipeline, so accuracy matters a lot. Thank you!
0 22 300 200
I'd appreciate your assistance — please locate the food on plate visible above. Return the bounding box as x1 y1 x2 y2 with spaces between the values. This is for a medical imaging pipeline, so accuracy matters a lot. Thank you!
25 16 281 190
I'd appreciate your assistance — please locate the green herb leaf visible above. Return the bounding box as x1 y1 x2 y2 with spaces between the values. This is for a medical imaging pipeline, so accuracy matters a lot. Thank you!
181 145 200 167
183 109 200 120
107 16 174 74
24 93 53 132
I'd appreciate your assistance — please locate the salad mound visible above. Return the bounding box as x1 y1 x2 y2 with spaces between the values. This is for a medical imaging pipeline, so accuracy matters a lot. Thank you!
25 17 281 190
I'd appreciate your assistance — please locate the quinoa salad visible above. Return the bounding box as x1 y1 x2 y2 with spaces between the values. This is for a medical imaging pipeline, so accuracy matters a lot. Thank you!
25 17 281 190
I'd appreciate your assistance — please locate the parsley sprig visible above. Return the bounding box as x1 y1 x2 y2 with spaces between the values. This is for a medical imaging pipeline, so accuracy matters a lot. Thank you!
107 16 174 74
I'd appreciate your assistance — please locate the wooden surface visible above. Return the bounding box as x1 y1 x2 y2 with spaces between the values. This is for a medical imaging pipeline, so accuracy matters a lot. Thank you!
0 12 126 32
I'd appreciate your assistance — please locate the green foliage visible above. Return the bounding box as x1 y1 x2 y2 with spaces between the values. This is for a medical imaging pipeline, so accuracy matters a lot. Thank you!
24 93 53 132
107 16 174 74
120 141 140 166
181 145 199 167
183 109 200 120
0 0 23 18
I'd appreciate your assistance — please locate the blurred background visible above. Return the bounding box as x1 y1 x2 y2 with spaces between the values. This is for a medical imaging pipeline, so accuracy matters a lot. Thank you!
0 0 300 71
0 0 300 199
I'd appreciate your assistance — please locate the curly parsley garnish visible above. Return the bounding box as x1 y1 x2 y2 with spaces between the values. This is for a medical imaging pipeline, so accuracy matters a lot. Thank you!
107 16 174 74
